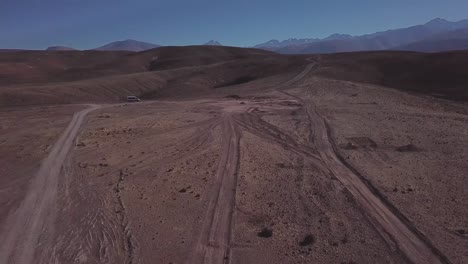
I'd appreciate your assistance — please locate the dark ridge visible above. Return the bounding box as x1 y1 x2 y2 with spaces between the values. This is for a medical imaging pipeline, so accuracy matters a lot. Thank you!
214 76 255 88
319 51 468 101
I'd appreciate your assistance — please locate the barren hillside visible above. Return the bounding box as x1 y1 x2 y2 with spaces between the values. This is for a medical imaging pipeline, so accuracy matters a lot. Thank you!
317 51 468 101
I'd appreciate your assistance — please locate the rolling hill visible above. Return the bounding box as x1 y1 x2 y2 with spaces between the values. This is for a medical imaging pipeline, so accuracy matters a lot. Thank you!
2 45 468 106
94 39 161 51
0 46 306 106
317 50 468 100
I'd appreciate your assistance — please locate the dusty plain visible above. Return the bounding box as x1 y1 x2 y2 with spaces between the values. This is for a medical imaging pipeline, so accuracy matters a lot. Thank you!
0 47 467 264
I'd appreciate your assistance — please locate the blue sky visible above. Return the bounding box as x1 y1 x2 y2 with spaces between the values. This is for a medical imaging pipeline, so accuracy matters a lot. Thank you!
1 0 468 49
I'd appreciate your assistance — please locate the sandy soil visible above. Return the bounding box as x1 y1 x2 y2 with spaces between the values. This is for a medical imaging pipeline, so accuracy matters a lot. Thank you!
0 104 84 221
292 76 468 263
0 104 100 264
0 54 467 264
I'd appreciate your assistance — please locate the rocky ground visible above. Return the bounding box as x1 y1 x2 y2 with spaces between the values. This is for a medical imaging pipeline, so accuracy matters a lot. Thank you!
1 53 467 264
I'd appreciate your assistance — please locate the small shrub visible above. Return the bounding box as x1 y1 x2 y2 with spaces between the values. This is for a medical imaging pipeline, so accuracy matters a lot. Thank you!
396 144 420 152
299 234 315 246
257 227 273 238
225 94 241 100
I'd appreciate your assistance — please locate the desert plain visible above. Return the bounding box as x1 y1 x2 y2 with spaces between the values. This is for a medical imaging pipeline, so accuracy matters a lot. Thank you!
0 47 467 264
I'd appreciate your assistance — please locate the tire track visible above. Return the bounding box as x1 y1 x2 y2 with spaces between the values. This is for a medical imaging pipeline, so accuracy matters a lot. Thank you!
305 102 449 264
234 113 322 163
189 114 241 264
0 104 100 264
49 108 218 264
278 60 449 264
51 164 129 264
114 116 220 175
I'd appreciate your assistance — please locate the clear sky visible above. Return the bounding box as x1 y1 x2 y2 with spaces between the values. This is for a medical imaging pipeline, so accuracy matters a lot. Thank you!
1 0 468 49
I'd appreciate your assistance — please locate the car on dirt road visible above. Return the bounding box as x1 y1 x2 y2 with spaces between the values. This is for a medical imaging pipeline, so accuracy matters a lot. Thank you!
126 96 141 102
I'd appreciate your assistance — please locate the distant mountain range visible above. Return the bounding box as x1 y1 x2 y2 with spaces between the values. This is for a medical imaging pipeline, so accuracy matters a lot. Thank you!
38 18 468 54
254 38 321 50
46 46 76 51
44 39 223 52
44 40 161 52
257 18 468 54
393 27 468 52
204 40 222 46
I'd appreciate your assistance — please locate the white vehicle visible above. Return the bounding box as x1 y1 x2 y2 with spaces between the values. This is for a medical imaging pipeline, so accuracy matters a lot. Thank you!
126 96 141 102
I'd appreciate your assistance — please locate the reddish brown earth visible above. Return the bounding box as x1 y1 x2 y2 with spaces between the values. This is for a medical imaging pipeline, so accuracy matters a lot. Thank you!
0 47 467 264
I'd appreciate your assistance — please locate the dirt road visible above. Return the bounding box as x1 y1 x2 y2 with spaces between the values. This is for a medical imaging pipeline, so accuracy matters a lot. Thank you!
0 61 453 264
0 104 100 264
182 60 451 263
304 99 448 264
190 114 241 264
277 62 449 264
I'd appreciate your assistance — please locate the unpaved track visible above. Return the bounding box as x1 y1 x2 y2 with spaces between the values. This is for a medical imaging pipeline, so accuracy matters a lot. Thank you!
189 60 449 263
0 104 100 264
305 101 448 264
1 60 451 264
279 61 448 264
190 114 241 264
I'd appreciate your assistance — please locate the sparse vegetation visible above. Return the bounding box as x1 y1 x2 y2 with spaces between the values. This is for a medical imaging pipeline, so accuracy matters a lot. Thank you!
341 234 348 244
225 94 241 100
257 227 273 238
299 234 315 246
343 142 358 150
396 144 420 152
276 163 287 168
